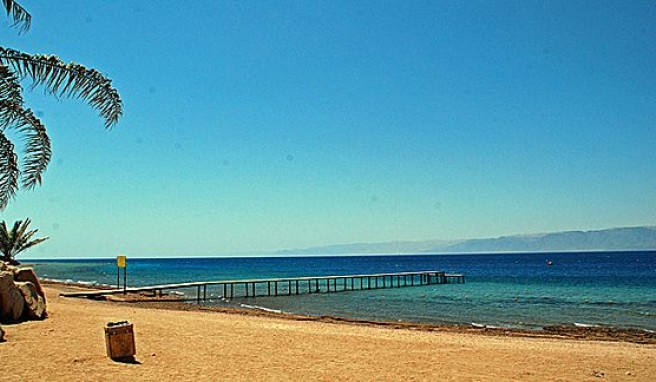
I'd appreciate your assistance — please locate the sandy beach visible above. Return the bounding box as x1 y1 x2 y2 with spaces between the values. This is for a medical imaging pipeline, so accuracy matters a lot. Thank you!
1 286 655 381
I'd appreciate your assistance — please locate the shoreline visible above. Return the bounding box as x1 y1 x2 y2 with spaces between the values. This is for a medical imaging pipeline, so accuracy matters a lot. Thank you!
46 281 656 345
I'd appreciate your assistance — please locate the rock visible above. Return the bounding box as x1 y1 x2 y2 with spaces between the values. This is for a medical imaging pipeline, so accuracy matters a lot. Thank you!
0 266 48 323
0 271 25 323
15 281 46 320
0 261 15 273
0 323 5 342
13 268 46 303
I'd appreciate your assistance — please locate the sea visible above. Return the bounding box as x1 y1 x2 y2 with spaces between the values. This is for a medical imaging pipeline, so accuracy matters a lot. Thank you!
28 250 656 331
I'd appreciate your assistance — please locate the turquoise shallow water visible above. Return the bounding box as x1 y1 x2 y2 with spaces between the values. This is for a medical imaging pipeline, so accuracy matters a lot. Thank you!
29 251 656 330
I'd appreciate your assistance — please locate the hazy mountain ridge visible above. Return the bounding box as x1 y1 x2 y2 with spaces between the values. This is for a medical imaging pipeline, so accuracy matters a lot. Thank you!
436 227 656 253
276 226 656 255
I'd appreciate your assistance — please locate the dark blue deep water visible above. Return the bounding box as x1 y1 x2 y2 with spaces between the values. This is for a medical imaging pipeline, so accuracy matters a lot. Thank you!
29 251 656 330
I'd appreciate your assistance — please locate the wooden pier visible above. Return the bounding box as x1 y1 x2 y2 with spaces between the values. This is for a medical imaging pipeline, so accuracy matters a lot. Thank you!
60 271 465 303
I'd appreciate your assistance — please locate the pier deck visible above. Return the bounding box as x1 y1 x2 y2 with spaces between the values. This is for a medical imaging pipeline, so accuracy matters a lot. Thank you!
60 271 465 302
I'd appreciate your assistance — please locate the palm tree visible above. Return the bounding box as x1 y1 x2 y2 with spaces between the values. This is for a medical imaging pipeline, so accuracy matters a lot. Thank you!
0 0 123 209
0 218 48 265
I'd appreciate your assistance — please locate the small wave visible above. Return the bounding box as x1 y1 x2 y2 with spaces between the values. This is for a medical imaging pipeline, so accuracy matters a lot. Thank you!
574 322 600 328
471 321 537 330
43 277 100 287
471 323 503 329
588 301 621 306
240 303 283 314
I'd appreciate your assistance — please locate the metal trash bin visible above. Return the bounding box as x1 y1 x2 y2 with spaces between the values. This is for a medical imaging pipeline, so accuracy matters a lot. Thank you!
104 321 136 360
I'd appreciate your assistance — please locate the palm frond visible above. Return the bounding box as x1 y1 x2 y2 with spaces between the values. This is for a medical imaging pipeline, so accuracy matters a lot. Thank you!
0 47 123 128
0 63 24 108
1 101 51 189
13 220 48 253
0 218 48 263
2 0 31 33
0 221 10 260
15 235 47 253
0 130 19 210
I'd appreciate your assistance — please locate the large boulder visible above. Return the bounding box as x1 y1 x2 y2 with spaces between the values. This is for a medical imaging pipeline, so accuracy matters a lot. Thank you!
13 268 46 303
0 271 25 323
0 263 48 324
15 281 47 320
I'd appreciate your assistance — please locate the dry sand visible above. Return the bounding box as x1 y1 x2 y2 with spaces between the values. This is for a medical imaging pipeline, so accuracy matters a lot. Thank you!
1 286 655 381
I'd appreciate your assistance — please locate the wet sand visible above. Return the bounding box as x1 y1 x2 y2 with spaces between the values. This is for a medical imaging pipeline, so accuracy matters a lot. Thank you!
1 285 655 381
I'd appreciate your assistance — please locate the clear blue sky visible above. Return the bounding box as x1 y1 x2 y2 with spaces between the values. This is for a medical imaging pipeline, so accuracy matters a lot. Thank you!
1 1 655 258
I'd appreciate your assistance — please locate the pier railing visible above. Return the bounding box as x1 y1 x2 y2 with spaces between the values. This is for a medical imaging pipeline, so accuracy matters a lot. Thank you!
60 271 465 302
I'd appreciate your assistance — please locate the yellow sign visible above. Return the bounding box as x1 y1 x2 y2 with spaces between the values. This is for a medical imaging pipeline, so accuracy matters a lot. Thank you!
117 256 126 268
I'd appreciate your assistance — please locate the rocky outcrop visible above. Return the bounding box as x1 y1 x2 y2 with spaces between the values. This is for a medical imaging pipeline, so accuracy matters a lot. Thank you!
0 271 25 322
0 262 48 324
14 268 46 304
0 323 5 342
16 281 46 320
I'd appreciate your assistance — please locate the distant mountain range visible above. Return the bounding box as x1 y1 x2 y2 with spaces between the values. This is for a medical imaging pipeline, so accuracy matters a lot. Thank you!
276 226 656 255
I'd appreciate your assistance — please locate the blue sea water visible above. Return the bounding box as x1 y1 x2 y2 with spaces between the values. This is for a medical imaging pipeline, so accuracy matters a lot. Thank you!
28 251 656 331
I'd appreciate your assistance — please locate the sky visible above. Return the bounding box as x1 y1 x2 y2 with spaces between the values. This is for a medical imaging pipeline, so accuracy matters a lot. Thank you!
1 1 655 258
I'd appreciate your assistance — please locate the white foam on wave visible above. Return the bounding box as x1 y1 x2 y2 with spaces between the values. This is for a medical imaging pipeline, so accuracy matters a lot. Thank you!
240 303 283 314
471 322 524 330
574 322 600 328
44 277 100 287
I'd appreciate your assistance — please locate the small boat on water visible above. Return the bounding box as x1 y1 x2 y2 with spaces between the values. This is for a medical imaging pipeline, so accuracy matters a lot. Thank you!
546 260 553 266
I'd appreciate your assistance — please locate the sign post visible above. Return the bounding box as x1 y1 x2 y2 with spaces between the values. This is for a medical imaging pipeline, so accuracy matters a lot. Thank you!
117 255 127 294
